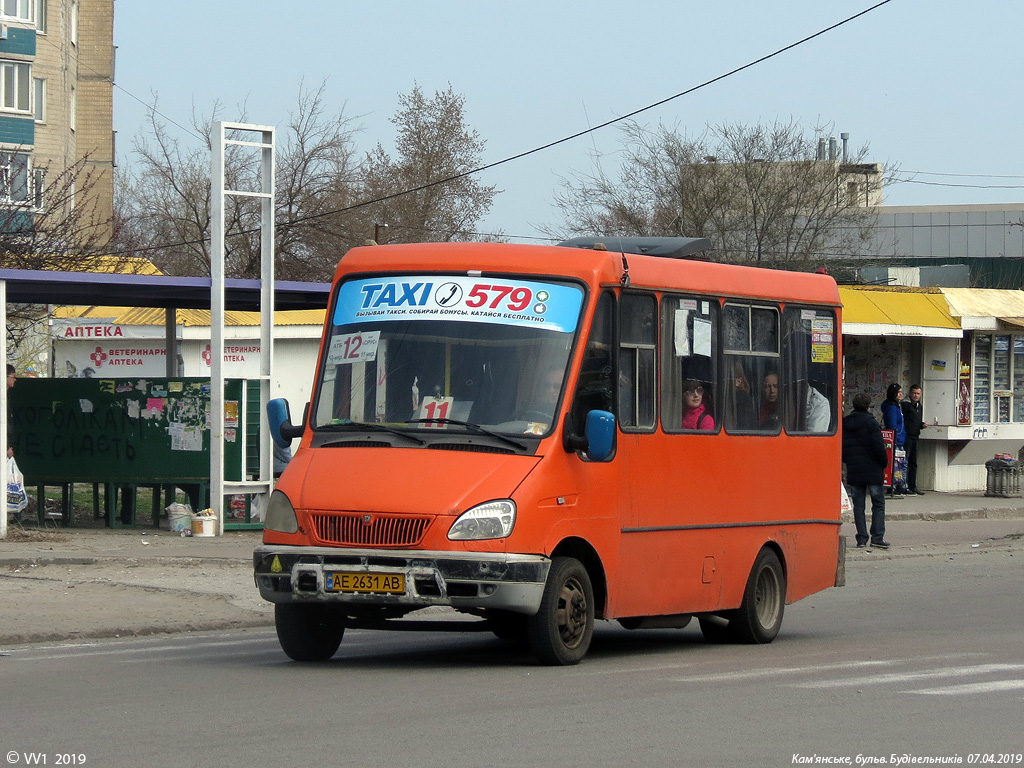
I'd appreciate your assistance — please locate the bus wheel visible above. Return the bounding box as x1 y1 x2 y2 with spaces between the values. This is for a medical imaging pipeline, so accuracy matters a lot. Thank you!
731 548 786 644
527 557 595 666
275 603 345 661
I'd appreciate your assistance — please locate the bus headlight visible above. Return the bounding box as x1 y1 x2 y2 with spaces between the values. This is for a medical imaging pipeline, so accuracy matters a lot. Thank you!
448 500 516 541
264 490 299 534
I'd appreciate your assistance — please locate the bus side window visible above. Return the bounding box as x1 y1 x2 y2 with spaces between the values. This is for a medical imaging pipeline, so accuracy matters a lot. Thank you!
726 356 757 430
782 307 837 434
567 292 615 443
661 295 717 432
724 303 781 434
618 292 656 430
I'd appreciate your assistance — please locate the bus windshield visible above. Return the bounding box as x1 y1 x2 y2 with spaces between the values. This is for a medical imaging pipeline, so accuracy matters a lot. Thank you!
312 275 586 437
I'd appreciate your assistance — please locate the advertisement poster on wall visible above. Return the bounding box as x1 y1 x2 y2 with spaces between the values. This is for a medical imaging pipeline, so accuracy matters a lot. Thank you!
51 321 264 379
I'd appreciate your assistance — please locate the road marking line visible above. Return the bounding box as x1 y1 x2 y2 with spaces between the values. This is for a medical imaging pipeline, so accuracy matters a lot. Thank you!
909 679 1024 695
667 660 892 683
793 663 1024 688
664 654 990 684
583 662 701 676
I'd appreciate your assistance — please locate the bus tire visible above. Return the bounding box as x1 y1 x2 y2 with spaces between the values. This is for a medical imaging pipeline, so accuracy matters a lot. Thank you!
527 556 594 666
275 603 345 662
730 548 786 644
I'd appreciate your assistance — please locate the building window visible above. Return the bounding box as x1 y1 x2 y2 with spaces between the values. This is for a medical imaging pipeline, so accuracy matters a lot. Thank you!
1 60 31 113
846 181 859 205
33 76 43 121
1 0 31 22
32 166 42 209
0 151 30 203
69 84 75 131
33 0 44 33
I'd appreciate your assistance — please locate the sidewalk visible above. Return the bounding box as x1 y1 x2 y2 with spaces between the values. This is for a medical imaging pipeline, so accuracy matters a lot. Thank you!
0 529 270 646
1 491 1022 647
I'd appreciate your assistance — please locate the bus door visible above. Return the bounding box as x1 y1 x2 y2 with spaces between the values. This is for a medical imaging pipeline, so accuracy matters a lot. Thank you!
615 292 725 617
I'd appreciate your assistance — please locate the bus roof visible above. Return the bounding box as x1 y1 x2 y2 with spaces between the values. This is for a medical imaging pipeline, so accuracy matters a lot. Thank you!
558 236 712 259
336 241 840 307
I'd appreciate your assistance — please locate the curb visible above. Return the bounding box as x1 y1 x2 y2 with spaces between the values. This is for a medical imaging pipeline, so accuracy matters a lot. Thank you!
0 554 252 569
0 616 275 647
842 507 1024 524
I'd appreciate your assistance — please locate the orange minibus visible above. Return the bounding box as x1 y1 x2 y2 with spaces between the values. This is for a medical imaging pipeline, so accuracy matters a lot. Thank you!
256 237 845 665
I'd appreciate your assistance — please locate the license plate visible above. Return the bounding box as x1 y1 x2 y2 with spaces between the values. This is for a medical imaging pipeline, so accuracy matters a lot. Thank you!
326 571 406 594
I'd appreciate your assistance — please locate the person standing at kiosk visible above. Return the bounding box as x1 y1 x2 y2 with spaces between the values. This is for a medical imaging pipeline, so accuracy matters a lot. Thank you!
901 384 926 495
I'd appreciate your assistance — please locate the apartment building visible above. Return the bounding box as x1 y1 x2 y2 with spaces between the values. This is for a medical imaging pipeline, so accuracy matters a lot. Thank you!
0 0 113 241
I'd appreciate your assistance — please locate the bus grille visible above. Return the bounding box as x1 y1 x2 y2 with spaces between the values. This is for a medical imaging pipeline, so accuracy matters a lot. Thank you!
310 512 431 547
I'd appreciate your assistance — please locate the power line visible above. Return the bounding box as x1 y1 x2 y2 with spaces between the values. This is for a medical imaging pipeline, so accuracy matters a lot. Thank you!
899 170 1024 180
278 0 895 232
894 179 1024 190
37 33 206 143
95 0 894 259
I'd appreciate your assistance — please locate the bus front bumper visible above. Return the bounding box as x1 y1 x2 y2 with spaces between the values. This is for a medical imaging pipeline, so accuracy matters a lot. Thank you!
254 545 551 615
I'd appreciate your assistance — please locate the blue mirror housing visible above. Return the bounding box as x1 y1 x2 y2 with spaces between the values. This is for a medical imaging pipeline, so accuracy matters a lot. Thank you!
268 398 303 447
584 410 615 461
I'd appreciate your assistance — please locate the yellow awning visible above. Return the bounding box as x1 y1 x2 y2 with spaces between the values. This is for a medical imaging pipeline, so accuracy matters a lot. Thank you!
939 288 1024 331
839 287 961 337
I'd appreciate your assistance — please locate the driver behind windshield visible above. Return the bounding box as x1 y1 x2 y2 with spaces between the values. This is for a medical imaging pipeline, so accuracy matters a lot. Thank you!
512 366 563 434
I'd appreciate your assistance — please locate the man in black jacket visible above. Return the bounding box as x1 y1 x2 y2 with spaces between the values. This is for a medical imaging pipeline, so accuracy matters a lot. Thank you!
901 384 926 494
842 393 891 549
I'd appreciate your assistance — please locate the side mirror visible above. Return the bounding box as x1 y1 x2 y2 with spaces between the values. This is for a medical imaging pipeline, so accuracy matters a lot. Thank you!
268 398 305 446
583 409 615 461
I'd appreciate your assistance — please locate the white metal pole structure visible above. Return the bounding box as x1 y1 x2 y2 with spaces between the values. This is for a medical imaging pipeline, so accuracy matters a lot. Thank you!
210 121 275 535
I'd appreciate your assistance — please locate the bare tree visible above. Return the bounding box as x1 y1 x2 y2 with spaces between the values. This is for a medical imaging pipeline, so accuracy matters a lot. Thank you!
115 82 500 281
3 153 129 368
1 153 122 272
355 84 498 245
115 83 363 281
549 120 894 271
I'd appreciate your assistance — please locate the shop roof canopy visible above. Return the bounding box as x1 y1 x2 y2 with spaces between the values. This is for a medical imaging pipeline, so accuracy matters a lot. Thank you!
839 286 961 338
0 268 331 311
940 288 1024 331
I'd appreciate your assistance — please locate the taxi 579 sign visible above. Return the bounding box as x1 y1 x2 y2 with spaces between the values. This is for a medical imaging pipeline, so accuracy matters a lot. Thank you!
335 275 583 333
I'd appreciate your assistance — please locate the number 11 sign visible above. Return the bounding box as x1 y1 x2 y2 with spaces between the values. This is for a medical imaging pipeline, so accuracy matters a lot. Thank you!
418 396 453 427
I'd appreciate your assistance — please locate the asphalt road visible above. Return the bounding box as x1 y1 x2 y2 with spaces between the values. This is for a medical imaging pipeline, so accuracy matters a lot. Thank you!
1 538 1021 768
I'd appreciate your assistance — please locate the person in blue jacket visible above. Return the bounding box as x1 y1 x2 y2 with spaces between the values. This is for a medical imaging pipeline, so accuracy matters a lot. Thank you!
880 382 909 496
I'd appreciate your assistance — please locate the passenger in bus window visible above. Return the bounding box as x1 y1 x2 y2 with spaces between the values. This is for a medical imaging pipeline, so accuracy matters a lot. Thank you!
510 366 562 428
759 371 781 429
803 381 831 432
533 366 563 422
681 379 714 431
730 360 757 429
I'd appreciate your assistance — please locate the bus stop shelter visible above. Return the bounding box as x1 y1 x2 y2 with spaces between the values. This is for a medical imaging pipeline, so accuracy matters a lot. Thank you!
0 268 329 538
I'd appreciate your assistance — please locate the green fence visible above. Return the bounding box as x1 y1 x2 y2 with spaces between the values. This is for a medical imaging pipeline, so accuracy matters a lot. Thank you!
9 377 260 529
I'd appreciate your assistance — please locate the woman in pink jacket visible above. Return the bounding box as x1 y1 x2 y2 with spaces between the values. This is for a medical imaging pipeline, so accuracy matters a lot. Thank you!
681 379 715 430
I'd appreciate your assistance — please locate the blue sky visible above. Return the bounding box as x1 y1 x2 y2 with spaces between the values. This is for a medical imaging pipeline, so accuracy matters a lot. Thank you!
113 0 1023 243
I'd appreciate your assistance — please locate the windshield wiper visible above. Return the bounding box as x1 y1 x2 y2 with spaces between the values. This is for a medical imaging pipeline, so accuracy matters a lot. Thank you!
405 418 528 451
320 420 426 445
